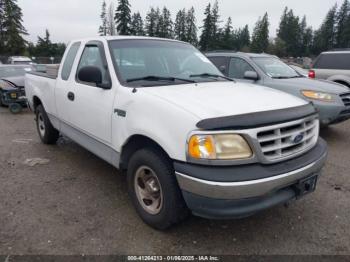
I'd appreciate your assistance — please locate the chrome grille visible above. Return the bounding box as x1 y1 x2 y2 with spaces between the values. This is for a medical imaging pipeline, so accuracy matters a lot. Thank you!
256 116 319 162
340 93 350 107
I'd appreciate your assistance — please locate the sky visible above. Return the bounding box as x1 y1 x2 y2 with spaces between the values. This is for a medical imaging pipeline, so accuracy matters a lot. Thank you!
17 0 344 44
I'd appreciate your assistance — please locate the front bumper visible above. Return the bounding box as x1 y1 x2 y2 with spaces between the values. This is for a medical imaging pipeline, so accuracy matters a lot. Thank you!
315 102 350 125
175 139 327 219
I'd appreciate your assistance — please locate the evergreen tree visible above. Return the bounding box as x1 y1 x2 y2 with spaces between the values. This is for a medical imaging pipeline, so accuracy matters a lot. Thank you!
251 13 270 53
130 12 144 36
237 25 250 50
115 0 131 35
145 8 157 37
0 0 5 53
209 0 220 49
336 0 350 47
218 17 233 50
158 7 173 39
98 1 108 36
107 3 116 36
313 4 338 53
185 7 198 46
1 0 27 55
154 8 162 37
277 7 301 56
35 29 52 57
199 3 212 51
174 9 186 41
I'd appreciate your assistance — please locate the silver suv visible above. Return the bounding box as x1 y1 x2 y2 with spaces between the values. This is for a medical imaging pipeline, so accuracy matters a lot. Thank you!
309 51 350 87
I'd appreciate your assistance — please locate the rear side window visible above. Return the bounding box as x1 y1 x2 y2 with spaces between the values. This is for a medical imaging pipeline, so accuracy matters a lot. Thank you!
314 53 350 70
207 56 229 74
61 42 81 80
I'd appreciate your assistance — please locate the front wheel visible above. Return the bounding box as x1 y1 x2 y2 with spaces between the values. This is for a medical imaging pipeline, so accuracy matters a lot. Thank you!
36 105 59 144
127 148 189 230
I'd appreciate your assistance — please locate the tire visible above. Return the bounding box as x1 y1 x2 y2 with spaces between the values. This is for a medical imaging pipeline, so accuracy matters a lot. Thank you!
36 104 59 144
127 148 189 230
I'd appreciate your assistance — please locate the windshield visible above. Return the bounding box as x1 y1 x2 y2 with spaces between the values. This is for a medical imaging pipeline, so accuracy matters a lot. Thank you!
0 66 32 78
252 57 300 79
108 39 224 87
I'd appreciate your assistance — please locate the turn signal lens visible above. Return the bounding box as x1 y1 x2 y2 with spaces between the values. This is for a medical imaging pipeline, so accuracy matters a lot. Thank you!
188 135 215 159
302 90 333 101
188 134 252 160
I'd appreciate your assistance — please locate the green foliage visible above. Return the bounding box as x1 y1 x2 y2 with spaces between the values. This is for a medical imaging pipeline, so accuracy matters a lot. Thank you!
174 9 186 41
199 3 212 51
336 0 350 48
28 29 66 57
130 12 144 36
98 1 108 36
145 7 158 37
313 4 338 54
0 0 27 55
251 13 269 53
158 7 173 38
185 7 198 46
115 0 132 35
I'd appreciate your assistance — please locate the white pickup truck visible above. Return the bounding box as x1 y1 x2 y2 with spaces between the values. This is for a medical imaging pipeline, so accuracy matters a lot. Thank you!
25 36 328 229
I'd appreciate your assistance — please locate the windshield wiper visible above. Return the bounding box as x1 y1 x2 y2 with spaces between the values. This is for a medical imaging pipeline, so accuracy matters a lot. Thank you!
190 73 235 82
126 75 196 84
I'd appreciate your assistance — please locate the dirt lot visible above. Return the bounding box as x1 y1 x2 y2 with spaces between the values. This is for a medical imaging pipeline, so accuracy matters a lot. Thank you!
0 107 349 255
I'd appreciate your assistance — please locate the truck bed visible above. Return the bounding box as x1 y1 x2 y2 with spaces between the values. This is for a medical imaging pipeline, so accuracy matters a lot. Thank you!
28 64 60 79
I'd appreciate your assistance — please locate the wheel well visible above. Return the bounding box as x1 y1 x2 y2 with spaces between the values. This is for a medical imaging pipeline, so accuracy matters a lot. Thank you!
120 135 171 170
33 96 42 112
333 80 350 88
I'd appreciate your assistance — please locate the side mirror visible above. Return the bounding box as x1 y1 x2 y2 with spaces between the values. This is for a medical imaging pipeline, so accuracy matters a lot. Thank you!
244 71 259 81
77 66 108 88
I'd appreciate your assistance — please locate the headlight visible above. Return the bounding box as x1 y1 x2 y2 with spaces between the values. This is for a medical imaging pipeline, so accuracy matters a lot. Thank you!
10 92 17 99
188 134 253 160
302 90 333 101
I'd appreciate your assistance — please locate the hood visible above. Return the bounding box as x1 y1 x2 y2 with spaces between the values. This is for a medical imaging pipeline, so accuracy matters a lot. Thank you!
0 76 24 89
268 77 349 94
142 81 307 120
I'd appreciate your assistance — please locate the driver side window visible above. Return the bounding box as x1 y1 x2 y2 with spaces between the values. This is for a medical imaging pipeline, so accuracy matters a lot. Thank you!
229 57 255 79
77 45 110 86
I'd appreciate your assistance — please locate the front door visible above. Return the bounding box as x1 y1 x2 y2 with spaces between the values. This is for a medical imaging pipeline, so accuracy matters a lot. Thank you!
68 41 115 145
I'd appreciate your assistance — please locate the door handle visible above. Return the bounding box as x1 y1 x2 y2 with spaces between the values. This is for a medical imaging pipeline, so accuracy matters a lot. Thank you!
67 92 75 101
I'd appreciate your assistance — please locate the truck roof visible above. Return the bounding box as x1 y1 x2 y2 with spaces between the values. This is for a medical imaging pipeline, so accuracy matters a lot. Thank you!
70 36 185 44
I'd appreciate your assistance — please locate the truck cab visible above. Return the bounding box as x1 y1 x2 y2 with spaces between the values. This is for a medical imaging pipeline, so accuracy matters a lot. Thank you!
25 37 327 229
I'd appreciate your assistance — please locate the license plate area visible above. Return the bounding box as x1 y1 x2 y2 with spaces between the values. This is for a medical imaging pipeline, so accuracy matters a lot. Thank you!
294 175 318 199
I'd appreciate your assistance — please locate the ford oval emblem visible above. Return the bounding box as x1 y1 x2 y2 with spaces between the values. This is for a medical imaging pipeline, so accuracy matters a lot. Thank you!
293 134 304 144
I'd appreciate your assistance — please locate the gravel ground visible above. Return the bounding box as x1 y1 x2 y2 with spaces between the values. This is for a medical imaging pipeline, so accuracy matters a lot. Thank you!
0 107 349 255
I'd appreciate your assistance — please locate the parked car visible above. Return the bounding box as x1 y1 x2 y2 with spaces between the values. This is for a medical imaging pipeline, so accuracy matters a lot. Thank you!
0 65 32 111
206 52 350 126
8 56 33 65
309 51 350 87
25 37 327 229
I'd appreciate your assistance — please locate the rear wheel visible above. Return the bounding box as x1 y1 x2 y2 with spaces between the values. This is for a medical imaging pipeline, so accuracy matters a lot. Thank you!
36 105 59 144
127 148 189 230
